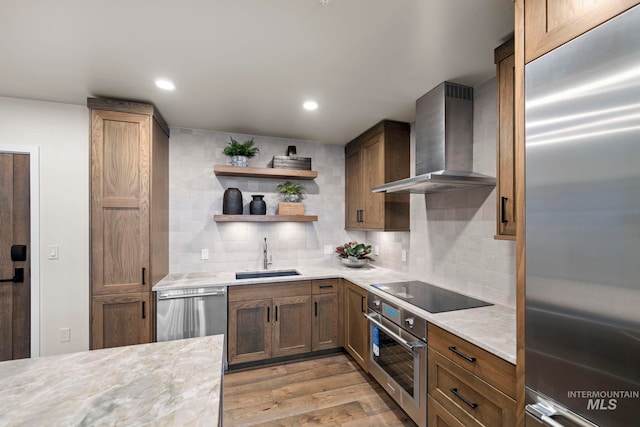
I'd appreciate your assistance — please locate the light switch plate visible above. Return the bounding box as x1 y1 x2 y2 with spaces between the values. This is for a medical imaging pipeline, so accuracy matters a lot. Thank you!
60 328 70 342
201 249 209 260
401 250 407 262
374 245 380 256
324 245 333 255
48 245 59 260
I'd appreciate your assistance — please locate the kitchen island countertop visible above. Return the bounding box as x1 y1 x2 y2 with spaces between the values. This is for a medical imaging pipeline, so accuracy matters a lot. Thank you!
155 265 516 364
0 335 224 426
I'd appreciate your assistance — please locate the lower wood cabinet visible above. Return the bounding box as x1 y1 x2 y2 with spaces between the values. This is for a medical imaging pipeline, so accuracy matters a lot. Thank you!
427 324 516 427
272 295 312 357
310 278 342 351
343 279 369 371
91 293 150 349
227 279 342 366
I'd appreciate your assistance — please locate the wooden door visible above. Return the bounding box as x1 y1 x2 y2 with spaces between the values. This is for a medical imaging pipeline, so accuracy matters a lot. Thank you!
272 295 311 357
228 299 272 365
344 281 368 371
91 293 150 349
496 44 517 238
361 134 385 229
345 146 363 228
91 110 150 296
524 0 639 62
0 153 30 361
311 293 339 351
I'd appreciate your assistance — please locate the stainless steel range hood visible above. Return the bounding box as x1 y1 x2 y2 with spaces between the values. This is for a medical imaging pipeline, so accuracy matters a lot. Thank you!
372 82 496 194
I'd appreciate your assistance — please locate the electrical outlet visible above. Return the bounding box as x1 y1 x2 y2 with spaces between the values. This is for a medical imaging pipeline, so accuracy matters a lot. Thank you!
324 245 333 255
201 249 209 260
61 328 70 342
374 245 380 256
401 250 407 262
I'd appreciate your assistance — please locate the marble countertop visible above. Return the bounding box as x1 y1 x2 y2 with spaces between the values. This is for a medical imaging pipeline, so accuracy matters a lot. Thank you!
154 265 516 364
0 335 224 426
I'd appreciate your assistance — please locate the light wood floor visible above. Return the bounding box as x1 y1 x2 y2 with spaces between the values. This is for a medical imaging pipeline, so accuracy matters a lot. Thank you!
223 353 417 426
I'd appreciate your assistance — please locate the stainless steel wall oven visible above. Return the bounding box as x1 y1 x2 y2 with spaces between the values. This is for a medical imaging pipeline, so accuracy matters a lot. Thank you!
366 291 427 427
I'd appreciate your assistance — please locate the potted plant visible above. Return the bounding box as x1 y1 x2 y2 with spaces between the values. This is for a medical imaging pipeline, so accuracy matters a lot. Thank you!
335 241 375 268
276 181 306 202
223 137 259 167
276 181 306 215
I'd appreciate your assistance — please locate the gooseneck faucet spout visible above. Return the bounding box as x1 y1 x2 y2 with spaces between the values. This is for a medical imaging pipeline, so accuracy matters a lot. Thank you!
263 237 272 270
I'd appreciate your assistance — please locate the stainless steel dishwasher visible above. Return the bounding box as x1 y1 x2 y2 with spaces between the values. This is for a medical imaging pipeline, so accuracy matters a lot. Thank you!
156 286 227 367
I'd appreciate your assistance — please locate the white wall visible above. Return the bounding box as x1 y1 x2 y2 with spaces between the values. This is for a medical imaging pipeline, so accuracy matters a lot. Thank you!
0 96 89 356
365 78 517 307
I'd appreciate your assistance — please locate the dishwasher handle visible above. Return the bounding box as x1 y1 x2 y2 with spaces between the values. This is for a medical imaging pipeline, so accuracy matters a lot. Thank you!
158 289 226 300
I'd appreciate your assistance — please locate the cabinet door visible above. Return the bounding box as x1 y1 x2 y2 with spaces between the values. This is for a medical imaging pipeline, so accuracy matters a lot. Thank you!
524 0 639 62
344 281 368 371
345 146 363 228
91 110 150 296
228 299 272 365
91 293 150 349
312 293 339 351
361 134 385 229
496 48 517 239
272 295 312 357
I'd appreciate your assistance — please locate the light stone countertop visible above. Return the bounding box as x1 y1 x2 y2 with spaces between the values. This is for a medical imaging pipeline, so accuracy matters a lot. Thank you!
0 335 224 426
154 265 516 364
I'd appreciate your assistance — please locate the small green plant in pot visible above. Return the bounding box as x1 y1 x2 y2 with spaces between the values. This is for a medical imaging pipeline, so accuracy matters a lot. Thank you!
223 137 259 167
276 181 306 202
335 241 374 268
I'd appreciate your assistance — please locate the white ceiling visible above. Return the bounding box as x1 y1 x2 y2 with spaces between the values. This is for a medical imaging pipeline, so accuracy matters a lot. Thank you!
0 0 514 144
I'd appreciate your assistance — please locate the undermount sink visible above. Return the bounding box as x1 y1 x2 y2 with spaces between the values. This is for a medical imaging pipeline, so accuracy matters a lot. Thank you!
235 269 301 280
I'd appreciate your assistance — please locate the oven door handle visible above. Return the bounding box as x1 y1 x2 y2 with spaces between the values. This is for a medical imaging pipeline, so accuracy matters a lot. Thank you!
364 313 426 351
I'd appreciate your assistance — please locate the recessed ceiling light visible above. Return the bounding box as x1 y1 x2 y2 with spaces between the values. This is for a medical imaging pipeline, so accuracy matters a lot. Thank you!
303 100 318 111
155 78 175 91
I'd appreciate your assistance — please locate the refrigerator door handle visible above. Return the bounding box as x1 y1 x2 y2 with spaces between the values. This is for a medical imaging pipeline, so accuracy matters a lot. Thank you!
525 403 565 427
526 401 598 427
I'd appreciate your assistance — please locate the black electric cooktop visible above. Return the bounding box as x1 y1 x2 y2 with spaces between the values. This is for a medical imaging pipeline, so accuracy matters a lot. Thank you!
371 280 492 313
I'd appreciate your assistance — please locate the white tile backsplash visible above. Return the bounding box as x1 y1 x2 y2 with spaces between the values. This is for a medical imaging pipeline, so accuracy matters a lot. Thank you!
168 77 516 307
168 128 364 273
365 77 517 307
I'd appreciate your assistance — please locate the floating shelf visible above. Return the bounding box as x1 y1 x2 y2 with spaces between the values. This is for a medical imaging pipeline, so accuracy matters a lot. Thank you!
214 215 318 223
213 165 317 180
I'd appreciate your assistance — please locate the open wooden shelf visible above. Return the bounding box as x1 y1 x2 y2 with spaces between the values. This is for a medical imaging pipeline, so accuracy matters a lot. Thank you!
214 165 317 180
214 215 318 223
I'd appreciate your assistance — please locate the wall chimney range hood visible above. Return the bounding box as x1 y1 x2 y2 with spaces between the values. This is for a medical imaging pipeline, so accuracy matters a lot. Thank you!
372 82 496 194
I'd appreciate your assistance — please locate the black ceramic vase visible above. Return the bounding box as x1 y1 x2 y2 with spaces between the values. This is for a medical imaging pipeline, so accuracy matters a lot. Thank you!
223 188 243 214
250 195 266 215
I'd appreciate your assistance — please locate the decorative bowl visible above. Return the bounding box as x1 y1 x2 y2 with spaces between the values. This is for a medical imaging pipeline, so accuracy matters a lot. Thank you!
341 258 369 268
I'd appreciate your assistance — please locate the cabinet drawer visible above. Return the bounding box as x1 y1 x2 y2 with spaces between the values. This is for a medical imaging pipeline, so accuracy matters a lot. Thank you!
311 278 340 294
428 324 515 398
428 395 466 427
229 280 311 302
428 348 515 427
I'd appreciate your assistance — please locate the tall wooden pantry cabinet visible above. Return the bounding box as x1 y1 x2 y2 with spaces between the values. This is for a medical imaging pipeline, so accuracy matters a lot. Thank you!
88 98 169 349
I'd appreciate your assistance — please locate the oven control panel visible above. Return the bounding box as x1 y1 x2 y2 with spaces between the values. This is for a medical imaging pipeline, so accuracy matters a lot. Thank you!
368 292 427 342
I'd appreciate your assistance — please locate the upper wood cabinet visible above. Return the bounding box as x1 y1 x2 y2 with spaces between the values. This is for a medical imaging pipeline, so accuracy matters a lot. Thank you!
345 120 410 231
89 98 169 349
495 39 517 240
524 0 639 63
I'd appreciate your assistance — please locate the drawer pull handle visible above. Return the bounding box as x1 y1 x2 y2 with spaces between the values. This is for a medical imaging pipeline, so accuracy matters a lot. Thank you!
450 388 478 409
448 346 476 363
319 285 333 289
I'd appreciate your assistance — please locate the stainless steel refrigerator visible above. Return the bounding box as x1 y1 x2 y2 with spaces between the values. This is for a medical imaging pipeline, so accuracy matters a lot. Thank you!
525 5 640 427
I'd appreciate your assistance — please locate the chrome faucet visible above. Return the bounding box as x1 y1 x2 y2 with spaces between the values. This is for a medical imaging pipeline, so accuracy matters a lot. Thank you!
263 237 272 270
